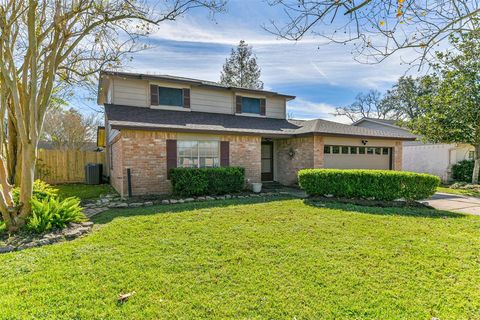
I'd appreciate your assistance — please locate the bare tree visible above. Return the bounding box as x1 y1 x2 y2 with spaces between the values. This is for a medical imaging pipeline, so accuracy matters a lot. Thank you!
334 90 395 122
0 0 225 232
43 108 101 151
266 0 480 65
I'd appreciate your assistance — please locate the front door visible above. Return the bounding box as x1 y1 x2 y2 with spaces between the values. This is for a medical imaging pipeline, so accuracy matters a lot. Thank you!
261 142 274 181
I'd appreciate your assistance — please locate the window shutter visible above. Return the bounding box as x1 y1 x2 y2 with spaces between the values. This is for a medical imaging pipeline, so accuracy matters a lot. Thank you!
166 139 177 179
183 88 190 108
220 141 229 167
150 84 159 105
235 96 242 114
260 98 266 116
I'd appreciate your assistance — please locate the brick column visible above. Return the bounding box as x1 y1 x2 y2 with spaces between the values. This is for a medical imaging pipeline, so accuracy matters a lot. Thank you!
393 141 403 170
313 135 324 168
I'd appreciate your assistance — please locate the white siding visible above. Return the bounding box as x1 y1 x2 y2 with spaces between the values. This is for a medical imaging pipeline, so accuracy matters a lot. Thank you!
112 78 148 107
190 88 233 114
266 97 286 119
403 143 475 181
107 76 287 118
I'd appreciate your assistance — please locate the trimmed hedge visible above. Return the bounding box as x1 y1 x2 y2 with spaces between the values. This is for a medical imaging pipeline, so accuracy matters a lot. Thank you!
170 167 245 197
298 169 440 201
452 160 478 182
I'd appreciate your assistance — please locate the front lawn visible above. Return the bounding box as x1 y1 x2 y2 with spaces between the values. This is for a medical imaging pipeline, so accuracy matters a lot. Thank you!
55 183 115 200
437 186 480 198
1 198 480 319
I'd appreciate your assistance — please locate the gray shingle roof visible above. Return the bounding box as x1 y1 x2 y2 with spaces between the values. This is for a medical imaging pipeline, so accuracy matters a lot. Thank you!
105 104 416 140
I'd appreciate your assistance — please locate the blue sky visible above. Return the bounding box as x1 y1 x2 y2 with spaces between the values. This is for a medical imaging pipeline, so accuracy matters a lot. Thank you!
80 0 415 123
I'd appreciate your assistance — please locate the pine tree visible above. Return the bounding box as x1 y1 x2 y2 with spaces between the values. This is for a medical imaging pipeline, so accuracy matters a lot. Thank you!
220 40 264 89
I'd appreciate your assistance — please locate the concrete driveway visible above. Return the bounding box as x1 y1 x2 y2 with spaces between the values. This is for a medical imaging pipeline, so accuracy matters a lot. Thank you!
424 193 480 215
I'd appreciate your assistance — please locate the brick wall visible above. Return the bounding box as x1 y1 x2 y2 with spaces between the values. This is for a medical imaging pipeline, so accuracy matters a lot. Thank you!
275 136 315 185
108 130 261 196
393 141 403 170
222 134 261 185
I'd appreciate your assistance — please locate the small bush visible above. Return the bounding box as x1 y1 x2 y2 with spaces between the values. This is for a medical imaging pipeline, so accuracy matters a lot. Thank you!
170 167 245 197
12 179 59 205
452 160 479 182
27 197 86 233
298 169 440 201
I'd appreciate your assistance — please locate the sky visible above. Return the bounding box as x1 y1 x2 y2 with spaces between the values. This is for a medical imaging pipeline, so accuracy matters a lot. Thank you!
79 0 416 123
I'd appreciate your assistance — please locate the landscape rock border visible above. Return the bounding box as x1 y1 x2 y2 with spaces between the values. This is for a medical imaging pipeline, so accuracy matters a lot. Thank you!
83 192 287 217
0 221 94 254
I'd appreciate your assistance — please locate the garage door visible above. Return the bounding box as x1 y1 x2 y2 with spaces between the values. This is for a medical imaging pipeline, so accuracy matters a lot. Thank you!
324 145 392 170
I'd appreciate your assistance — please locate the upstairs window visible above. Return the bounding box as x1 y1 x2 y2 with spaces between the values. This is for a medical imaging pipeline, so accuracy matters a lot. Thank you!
151 84 190 108
159 87 183 107
241 97 261 114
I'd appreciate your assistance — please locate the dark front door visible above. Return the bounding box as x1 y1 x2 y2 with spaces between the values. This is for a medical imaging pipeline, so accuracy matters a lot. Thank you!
261 142 274 181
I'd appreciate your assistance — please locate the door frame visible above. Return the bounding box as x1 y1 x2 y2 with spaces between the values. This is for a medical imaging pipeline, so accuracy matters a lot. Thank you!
261 141 274 181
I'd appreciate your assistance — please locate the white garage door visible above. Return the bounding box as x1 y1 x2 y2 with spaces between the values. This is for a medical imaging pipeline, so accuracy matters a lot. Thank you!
324 145 392 170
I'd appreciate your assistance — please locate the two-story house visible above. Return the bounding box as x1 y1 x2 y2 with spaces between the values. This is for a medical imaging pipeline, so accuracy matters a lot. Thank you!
98 71 415 196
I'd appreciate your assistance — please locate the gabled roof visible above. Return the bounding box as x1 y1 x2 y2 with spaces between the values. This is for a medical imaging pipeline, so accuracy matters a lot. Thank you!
99 70 296 100
293 118 416 139
105 104 417 140
352 117 408 131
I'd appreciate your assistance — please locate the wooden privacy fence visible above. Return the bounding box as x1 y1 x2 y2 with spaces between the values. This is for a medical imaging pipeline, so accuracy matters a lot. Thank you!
36 149 106 184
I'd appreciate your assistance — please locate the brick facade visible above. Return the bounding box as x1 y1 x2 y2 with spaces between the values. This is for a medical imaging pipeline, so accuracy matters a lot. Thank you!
275 136 315 185
109 130 261 196
109 129 404 195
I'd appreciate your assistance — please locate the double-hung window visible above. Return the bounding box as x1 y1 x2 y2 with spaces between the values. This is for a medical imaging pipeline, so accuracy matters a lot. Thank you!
177 141 220 168
241 97 261 114
158 87 183 107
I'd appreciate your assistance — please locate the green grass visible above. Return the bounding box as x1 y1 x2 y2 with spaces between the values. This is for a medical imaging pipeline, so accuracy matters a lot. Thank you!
1 197 480 319
437 186 480 197
55 183 115 200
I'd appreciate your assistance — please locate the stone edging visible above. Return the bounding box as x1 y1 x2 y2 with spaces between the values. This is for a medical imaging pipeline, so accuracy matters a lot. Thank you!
0 221 94 254
83 192 286 217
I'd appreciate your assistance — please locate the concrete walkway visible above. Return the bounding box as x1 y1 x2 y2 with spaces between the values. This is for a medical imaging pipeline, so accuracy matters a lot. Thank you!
424 193 480 215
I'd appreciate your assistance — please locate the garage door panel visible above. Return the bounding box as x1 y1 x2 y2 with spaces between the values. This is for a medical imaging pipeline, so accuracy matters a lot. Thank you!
324 154 390 170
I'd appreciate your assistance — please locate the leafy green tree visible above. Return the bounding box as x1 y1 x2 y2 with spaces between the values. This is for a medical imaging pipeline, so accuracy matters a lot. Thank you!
220 40 263 89
0 0 224 233
381 76 433 121
409 31 480 183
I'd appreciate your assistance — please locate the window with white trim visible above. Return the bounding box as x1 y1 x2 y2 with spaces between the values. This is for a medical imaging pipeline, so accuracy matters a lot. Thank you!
177 140 220 168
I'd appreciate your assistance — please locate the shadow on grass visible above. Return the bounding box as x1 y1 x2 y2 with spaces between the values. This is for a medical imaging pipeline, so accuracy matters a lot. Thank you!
92 195 294 225
303 199 466 219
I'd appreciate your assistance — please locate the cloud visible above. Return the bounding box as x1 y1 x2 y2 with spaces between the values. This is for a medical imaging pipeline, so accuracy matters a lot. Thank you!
287 98 351 123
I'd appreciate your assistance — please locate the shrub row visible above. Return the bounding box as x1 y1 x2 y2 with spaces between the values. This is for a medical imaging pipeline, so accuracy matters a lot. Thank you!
170 167 245 197
298 169 440 201
452 160 479 182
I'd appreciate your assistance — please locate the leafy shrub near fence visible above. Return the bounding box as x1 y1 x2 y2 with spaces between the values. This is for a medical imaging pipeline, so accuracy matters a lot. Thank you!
170 167 245 197
298 169 440 201
9 180 86 233
452 160 478 182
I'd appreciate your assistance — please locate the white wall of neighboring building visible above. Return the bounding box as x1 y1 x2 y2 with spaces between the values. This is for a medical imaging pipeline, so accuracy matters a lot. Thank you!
403 143 475 181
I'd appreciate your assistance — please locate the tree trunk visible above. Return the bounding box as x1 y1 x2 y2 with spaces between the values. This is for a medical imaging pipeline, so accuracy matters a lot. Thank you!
6 143 36 232
472 144 480 184
7 117 22 186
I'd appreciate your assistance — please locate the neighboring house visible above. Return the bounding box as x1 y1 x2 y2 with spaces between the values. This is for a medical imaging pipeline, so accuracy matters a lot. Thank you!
98 71 415 196
353 117 475 181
